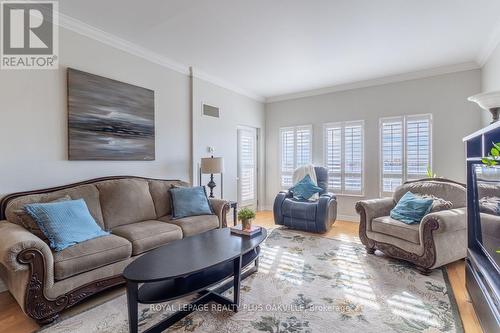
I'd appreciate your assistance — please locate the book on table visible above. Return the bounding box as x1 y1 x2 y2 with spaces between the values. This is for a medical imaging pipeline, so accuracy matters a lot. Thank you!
230 224 262 237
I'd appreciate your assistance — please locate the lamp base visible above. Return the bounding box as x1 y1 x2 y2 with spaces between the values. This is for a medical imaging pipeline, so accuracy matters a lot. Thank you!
207 174 216 198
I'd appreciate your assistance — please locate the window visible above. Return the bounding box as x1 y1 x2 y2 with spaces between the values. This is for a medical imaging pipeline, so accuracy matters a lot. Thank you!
380 114 432 196
324 121 364 195
279 125 312 188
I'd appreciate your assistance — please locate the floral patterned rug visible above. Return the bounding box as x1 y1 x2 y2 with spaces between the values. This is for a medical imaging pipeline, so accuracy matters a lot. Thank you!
39 228 463 333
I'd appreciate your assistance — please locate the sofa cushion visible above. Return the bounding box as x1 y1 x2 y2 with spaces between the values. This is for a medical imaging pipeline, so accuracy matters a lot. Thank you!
148 179 190 217
159 214 219 237
96 179 157 229
282 198 317 220
111 220 182 255
4 184 105 228
53 234 131 280
372 216 420 244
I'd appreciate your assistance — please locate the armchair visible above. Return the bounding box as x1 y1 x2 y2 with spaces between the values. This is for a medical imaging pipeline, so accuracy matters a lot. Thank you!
274 166 337 233
356 178 467 274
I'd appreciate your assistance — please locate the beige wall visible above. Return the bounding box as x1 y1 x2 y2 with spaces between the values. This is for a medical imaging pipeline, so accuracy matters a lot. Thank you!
0 27 265 205
481 43 500 126
265 70 482 220
192 77 266 207
0 27 191 195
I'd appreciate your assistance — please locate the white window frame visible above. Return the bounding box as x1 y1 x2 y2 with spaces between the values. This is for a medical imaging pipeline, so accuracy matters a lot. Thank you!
279 125 313 189
379 114 433 197
323 120 365 196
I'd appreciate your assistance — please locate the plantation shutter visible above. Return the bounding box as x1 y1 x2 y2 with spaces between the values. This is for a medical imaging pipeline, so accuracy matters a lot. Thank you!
406 115 431 181
279 125 312 189
238 128 257 206
324 124 342 191
380 114 432 196
324 121 364 195
380 118 404 196
344 121 363 194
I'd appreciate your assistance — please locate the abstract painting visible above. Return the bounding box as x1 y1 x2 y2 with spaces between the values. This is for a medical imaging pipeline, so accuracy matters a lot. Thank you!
67 68 155 160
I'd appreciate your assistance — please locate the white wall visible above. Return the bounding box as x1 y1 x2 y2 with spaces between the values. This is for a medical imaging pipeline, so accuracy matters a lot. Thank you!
192 77 266 209
0 27 265 292
481 43 500 126
0 27 265 205
0 27 191 195
265 70 482 220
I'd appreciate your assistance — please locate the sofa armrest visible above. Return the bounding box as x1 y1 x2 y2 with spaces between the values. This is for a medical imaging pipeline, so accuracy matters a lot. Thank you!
0 220 53 273
355 198 395 231
209 198 230 228
420 208 467 234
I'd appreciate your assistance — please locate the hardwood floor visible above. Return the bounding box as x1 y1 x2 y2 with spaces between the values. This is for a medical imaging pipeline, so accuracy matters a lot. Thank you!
0 211 482 333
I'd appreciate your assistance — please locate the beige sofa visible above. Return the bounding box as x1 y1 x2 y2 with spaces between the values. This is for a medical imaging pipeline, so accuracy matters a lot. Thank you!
355 178 467 275
0 176 230 324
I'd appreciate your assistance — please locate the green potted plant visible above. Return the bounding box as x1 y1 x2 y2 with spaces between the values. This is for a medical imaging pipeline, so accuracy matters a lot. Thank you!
238 207 256 230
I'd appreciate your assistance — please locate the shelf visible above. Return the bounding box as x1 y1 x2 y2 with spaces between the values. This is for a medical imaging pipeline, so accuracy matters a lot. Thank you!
138 247 260 304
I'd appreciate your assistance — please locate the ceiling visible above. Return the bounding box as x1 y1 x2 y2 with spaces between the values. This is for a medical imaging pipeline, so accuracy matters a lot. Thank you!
59 0 500 101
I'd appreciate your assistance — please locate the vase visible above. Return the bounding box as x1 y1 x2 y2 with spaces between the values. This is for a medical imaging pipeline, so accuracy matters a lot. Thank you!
242 218 253 230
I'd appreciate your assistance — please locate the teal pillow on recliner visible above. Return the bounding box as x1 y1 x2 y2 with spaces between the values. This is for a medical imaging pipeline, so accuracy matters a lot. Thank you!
290 175 323 201
390 191 434 224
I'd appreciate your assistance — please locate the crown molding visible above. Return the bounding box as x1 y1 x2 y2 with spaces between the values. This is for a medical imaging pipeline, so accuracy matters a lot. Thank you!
477 17 500 67
191 68 264 102
57 12 264 102
266 62 480 103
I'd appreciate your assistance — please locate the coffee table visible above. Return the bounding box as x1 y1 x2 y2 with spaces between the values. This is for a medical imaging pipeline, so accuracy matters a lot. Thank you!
123 227 267 333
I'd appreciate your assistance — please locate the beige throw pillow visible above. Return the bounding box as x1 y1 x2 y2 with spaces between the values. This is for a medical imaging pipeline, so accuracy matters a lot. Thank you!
13 195 72 242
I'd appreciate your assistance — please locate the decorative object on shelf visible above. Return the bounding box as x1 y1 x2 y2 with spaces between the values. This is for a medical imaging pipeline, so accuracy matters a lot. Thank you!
468 90 500 124
237 207 256 230
230 224 262 238
200 156 224 198
67 68 155 160
481 141 500 166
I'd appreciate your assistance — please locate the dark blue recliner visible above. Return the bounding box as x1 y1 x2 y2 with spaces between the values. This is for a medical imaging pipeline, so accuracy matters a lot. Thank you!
273 166 337 233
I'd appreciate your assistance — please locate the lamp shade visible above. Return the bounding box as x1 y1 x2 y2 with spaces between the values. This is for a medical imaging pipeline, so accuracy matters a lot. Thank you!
200 157 224 174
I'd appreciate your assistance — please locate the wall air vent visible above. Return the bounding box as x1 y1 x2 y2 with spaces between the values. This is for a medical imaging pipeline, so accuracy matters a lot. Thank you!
202 103 220 118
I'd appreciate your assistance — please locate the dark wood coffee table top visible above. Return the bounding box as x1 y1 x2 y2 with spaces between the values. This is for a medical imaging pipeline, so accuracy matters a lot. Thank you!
123 227 267 283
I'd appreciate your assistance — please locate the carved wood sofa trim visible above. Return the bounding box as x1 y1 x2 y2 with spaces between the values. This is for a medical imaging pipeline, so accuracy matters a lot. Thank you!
18 248 125 324
355 202 439 275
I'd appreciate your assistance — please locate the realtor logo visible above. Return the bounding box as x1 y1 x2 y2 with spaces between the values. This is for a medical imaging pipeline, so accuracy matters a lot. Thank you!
1 1 58 69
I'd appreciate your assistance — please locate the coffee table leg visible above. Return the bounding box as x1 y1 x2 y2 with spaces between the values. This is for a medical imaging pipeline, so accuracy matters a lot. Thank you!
233 255 242 311
126 281 139 333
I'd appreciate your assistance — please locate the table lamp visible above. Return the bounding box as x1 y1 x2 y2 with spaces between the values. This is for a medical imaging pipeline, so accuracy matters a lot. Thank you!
200 156 224 198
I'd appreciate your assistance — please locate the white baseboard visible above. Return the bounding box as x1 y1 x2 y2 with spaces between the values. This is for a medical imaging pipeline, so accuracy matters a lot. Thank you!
259 205 273 211
337 214 359 222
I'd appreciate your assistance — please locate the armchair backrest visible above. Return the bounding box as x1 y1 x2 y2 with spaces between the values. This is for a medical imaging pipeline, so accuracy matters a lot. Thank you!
314 166 328 195
393 178 466 208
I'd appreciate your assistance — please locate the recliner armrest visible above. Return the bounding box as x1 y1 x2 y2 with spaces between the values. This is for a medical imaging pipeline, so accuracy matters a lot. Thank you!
273 191 292 225
420 208 467 234
315 194 337 232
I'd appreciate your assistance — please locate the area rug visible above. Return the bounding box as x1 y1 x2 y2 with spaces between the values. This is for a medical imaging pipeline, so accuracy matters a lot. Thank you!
38 228 463 333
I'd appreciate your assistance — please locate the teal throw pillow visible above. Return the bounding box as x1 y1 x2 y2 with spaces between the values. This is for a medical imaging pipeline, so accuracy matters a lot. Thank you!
169 186 214 219
24 199 109 251
290 174 323 200
390 191 434 224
